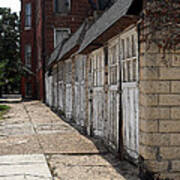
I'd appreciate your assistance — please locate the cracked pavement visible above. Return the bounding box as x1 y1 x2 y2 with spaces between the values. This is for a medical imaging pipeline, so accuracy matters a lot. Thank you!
0 101 139 180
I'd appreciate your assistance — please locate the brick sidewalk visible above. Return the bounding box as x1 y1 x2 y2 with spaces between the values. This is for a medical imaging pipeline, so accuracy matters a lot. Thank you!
0 101 139 180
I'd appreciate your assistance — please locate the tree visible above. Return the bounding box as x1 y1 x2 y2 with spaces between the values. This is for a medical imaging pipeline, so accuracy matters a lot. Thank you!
0 8 21 95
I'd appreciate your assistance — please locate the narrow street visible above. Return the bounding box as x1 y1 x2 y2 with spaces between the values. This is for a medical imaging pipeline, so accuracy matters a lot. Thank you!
0 101 139 180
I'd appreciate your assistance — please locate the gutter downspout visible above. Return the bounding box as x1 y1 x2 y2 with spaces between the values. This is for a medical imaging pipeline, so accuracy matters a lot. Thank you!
42 0 46 103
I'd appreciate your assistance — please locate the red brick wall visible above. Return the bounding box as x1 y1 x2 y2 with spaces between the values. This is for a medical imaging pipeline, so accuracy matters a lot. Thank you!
21 0 91 100
20 0 36 98
44 0 91 57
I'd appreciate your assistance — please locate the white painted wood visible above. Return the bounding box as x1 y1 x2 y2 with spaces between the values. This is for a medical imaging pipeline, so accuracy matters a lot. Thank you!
120 27 139 159
89 48 105 137
107 37 120 151
58 62 64 112
74 55 86 127
65 60 73 120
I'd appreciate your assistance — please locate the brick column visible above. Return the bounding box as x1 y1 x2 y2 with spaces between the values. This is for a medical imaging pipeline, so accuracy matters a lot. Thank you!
139 36 180 179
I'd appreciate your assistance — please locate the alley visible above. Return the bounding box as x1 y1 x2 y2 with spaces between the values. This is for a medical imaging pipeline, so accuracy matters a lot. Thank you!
0 101 139 180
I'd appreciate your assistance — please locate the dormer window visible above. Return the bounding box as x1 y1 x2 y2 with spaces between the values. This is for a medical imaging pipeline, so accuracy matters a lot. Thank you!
54 0 71 14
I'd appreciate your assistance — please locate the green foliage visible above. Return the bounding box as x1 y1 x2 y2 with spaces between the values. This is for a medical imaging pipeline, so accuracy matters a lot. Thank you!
0 8 21 93
143 0 180 53
0 105 10 120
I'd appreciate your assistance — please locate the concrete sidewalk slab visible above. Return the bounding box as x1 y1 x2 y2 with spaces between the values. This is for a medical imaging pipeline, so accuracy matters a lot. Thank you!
0 135 42 155
38 133 108 154
0 101 139 179
48 154 138 180
0 154 52 180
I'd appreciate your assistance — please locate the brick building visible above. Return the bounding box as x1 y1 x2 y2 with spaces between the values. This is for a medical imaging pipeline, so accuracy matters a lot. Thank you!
20 0 90 100
45 0 180 179
21 0 180 179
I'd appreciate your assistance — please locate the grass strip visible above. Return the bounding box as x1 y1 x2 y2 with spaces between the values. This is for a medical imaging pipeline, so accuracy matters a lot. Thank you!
0 105 10 120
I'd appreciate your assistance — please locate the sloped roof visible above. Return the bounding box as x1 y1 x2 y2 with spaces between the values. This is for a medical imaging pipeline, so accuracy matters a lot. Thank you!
57 23 87 60
47 0 139 67
47 22 88 68
47 40 65 67
78 0 134 53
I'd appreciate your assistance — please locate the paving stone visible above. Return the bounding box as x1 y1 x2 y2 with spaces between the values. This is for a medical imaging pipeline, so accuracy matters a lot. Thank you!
38 133 108 154
0 154 45 164
0 123 34 136
0 101 140 179
0 135 42 155
0 154 52 180
48 154 139 180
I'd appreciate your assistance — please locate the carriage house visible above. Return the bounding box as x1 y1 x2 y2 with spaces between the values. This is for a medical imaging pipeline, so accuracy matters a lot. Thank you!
45 0 180 179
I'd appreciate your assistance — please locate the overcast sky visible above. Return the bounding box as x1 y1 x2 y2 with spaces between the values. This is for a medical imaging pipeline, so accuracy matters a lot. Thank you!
0 0 20 14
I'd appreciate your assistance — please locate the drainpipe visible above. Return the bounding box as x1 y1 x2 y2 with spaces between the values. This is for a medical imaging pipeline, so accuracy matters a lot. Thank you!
42 0 46 103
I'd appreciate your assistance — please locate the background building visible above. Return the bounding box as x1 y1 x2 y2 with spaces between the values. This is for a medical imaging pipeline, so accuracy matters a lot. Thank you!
20 0 90 100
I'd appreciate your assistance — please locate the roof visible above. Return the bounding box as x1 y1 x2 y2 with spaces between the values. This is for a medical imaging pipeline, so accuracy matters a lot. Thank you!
78 0 135 53
57 22 87 60
47 22 89 68
47 41 65 67
47 0 139 67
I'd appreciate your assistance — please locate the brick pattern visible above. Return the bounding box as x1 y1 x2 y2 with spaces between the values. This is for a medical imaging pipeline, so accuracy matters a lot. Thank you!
21 0 90 100
139 26 180 178
20 0 37 98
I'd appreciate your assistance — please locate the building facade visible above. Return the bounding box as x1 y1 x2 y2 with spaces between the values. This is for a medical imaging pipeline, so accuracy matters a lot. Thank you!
45 0 180 179
21 0 180 179
20 0 90 100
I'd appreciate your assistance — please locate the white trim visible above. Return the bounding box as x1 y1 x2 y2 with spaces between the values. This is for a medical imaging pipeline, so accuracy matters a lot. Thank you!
24 27 31 31
54 28 71 47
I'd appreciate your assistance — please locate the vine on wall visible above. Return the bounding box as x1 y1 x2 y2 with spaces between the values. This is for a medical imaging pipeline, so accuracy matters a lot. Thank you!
142 0 180 57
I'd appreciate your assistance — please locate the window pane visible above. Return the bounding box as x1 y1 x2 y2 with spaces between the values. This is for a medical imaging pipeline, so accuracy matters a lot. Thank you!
25 3 31 27
55 0 71 13
25 45 31 68
55 29 70 47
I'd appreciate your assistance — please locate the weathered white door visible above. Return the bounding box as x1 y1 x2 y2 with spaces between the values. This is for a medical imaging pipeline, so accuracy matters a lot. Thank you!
45 72 49 105
74 55 86 126
58 62 64 112
53 67 58 109
65 60 73 120
91 49 105 137
107 38 120 151
121 27 139 159
49 75 53 107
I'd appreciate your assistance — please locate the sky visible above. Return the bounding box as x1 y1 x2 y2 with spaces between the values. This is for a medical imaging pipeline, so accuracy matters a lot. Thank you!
0 0 20 14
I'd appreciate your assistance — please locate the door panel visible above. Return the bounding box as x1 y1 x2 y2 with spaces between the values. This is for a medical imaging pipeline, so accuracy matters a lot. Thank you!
90 49 105 138
121 27 139 159
107 38 120 151
65 60 73 120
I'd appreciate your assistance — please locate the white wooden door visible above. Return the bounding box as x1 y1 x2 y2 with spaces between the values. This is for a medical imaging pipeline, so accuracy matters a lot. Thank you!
107 38 120 151
121 28 139 159
74 56 86 126
91 49 105 137
65 60 73 120
54 67 58 109
58 62 64 112
49 75 53 107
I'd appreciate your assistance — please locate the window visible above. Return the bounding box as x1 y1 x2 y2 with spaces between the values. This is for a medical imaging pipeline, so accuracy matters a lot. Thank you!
54 0 71 13
121 29 138 82
93 50 104 87
25 3 31 28
25 45 32 68
109 44 118 85
54 28 70 47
